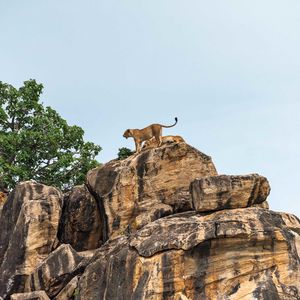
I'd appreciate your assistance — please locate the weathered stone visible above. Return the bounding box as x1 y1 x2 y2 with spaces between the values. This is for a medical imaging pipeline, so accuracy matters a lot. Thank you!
0 182 63 299
10 291 50 300
86 142 217 240
190 174 270 212
77 208 300 300
1 142 299 300
54 276 79 300
253 200 269 209
58 185 102 251
25 244 83 298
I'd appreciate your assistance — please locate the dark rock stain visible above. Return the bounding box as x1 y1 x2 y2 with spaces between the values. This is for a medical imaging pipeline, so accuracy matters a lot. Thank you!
162 253 175 300
57 193 69 247
247 178 260 207
253 278 281 300
228 282 240 296
186 241 210 298
132 270 150 299
35 183 44 195
37 268 44 289
112 216 121 230
136 151 149 202
108 192 113 202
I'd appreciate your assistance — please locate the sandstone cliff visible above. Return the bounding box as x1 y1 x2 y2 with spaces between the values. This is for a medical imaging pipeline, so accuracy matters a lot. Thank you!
0 141 299 300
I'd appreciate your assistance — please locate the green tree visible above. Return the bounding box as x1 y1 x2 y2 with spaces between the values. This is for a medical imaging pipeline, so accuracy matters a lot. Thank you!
117 147 134 160
0 79 101 191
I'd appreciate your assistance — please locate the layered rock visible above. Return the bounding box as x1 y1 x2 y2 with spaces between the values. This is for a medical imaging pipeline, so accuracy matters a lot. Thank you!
58 185 102 251
86 142 217 240
0 182 63 299
77 208 300 300
25 244 84 298
191 174 271 212
0 141 299 300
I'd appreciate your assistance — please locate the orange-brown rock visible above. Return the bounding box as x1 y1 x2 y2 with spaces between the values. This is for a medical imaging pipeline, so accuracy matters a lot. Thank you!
1 141 299 300
190 174 271 212
86 142 217 240
0 182 63 299
77 208 300 300
58 185 103 251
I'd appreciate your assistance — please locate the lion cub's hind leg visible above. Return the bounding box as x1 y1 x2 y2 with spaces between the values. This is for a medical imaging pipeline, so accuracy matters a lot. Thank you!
153 126 163 147
155 135 162 147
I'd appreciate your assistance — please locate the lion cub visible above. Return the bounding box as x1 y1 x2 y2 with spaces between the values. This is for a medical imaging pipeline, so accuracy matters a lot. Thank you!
142 135 185 150
123 117 178 152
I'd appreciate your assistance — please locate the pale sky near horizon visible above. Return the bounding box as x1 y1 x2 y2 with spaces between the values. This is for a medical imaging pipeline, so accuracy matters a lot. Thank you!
1 1 300 217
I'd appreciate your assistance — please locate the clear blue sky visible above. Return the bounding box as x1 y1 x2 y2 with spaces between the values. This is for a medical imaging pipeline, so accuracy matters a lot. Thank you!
1 1 299 217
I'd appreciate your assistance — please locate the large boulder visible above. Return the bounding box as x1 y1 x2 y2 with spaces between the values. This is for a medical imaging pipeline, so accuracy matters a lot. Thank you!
25 244 84 298
0 182 63 299
76 208 300 300
86 142 217 240
58 185 103 251
190 174 271 212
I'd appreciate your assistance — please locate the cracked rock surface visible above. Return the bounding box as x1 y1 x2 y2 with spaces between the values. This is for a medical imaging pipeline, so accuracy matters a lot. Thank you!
77 208 300 299
0 142 299 299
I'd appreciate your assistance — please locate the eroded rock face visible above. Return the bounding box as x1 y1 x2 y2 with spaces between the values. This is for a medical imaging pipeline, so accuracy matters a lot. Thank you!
25 244 83 298
76 208 300 300
191 174 271 212
86 142 217 240
1 142 299 300
54 276 79 300
0 182 63 299
58 185 103 251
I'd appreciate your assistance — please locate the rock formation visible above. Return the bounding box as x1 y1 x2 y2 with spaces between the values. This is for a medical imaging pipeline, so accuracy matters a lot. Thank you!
86 142 217 240
190 174 270 212
58 185 102 251
78 208 300 299
0 182 63 299
0 140 299 300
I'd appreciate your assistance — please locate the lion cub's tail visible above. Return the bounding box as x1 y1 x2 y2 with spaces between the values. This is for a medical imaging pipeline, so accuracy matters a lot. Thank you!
161 117 178 128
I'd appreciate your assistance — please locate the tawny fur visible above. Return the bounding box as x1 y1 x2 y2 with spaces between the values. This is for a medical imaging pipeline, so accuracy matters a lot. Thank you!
142 135 185 150
123 117 178 152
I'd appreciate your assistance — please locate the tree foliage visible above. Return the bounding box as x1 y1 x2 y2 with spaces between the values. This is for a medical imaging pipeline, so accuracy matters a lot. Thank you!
117 147 134 160
0 79 101 191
